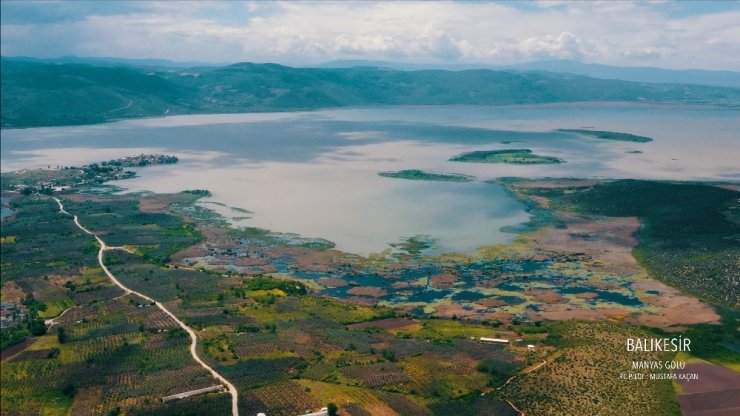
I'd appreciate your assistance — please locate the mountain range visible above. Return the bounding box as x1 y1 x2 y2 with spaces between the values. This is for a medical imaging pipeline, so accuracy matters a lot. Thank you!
317 59 740 89
2 56 739 128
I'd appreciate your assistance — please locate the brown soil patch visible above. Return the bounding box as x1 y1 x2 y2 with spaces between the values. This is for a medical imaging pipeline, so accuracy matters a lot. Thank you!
46 274 76 285
317 278 348 288
676 362 740 394
533 214 643 274
528 304 632 321
362 403 400 416
1 281 25 303
430 273 457 289
138 197 171 213
169 244 208 263
371 342 391 350
1 337 36 362
346 286 387 298
524 289 566 304
233 257 268 267
259 264 277 273
575 292 599 300
270 247 352 273
678 389 740 416
475 298 507 308
434 303 481 319
675 361 740 416
625 279 720 327
480 311 515 322
392 281 418 289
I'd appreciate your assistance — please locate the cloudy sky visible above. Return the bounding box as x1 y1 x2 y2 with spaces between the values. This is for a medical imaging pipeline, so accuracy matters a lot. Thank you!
1 1 739 70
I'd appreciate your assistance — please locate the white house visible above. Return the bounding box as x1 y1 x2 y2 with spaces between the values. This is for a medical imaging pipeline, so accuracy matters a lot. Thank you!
479 337 509 344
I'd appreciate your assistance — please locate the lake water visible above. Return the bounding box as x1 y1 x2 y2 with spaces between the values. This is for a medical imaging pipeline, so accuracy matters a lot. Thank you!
0 196 14 220
2 104 738 255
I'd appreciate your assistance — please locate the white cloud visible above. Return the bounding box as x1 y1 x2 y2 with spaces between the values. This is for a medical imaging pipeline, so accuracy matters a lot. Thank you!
518 32 585 60
1 1 738 70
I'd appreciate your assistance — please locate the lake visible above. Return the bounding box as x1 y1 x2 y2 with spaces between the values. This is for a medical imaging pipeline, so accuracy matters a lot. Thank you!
2 103 738 255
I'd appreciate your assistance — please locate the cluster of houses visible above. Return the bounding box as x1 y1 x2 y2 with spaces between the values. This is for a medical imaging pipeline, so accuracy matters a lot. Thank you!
8 154 179 195
103 154 178 167
0 302 28 331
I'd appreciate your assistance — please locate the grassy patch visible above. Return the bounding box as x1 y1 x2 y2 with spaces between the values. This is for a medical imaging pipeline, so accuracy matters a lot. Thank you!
557 129 653 143
378 169 474 182
450 149 564 164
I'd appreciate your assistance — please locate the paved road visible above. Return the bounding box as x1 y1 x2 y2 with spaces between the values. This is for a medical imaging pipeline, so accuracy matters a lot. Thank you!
53 197 240 416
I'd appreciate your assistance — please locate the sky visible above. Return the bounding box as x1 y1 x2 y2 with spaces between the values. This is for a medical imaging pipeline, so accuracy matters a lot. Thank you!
1 1 739 70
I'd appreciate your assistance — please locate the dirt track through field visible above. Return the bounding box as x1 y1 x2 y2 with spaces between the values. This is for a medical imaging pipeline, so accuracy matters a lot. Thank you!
53 197 240 416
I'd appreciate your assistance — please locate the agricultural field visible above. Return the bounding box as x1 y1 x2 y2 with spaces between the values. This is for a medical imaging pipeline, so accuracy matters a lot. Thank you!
2 175 738 415
0 191 534 415
0 193 231 415
499 320 679 416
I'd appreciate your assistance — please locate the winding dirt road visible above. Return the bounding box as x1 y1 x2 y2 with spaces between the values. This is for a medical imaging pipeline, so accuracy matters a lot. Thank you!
53 197 240 416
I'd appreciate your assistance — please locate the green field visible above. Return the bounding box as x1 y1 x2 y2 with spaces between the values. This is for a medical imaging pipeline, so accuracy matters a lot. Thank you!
3 177 738 415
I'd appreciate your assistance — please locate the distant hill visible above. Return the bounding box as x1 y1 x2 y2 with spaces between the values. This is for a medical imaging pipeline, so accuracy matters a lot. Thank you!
503 60 740 89
4 55 222 69
3 57 740 128
319 59 740 88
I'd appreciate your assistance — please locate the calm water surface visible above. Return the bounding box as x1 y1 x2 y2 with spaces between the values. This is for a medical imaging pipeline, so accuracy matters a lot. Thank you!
2 104 738 255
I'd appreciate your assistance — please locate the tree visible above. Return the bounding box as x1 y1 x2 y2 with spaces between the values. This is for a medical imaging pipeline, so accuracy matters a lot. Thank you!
27 317 46 336
57 326 67 344
61 383 76 398
327 403 338 416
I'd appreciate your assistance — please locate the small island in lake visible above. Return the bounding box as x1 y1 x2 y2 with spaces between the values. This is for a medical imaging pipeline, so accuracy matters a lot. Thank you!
557 129 653 143
450 149 564 164
378 169 474 182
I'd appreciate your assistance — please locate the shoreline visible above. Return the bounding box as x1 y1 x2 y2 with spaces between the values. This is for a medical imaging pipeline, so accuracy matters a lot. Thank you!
3 101 737 131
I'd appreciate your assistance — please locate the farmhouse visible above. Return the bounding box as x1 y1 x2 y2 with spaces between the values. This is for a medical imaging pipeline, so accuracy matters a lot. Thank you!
479 337 509 344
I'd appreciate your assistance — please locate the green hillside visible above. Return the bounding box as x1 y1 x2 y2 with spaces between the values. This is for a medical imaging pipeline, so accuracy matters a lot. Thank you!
3 57 740 128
